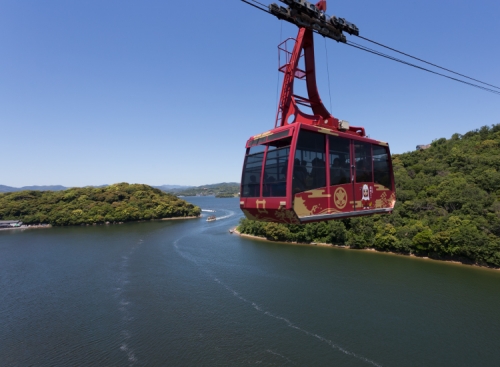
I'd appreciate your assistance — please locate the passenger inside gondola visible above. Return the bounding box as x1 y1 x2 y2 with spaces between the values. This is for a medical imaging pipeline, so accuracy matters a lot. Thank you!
312 157 326 188
293 130 327 193
329 135 351 186
262 141 290 197
330 157 348 185
356 158 373 182
355 142 373 183
293 158 307 193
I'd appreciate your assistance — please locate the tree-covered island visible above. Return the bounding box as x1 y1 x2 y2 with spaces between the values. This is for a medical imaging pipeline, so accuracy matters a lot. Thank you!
215 193 238 198
0 183 201 226
238 124 500 269
173 182 239 197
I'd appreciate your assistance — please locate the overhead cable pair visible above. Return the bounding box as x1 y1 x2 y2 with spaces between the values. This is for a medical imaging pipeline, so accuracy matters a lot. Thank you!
241 0 500 95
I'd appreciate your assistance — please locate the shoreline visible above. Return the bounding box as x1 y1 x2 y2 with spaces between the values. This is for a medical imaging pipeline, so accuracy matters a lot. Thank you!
0 224 52 231
231 228 500 272
0 216 201 231
160 216 200 221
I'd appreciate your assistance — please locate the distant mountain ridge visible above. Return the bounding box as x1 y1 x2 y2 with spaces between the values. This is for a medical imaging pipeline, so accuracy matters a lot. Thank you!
0 184 214 193
173 182 240 196
0 185 68 193
153 185 193 192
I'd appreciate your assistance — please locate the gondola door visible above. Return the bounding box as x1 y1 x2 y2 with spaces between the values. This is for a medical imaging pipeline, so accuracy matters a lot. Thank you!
328 135 355 216
353 141 374 211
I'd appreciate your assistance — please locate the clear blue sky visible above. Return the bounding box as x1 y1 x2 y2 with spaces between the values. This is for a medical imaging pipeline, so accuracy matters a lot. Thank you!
1 0 499 187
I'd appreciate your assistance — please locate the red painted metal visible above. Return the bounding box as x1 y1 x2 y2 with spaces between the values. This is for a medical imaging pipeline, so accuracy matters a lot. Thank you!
315 0 327 12
275 27 365 137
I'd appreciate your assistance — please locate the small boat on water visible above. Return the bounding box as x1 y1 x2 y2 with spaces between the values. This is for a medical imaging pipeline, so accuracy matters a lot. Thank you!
206 215 216 222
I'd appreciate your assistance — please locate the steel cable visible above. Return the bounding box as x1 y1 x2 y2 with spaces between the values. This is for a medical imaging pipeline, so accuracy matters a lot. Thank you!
355 35 500 90
345 41 500 95
240 0 500 96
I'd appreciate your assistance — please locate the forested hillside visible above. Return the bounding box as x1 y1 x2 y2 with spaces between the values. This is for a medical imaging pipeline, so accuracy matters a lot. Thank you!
0 183 201 226
238 124 500 268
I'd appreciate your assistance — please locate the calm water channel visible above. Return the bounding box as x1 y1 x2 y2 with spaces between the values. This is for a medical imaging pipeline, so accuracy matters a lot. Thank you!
1 196 499 366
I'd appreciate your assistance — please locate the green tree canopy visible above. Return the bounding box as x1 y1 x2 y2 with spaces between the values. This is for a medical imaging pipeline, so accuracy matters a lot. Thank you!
0 183 201 226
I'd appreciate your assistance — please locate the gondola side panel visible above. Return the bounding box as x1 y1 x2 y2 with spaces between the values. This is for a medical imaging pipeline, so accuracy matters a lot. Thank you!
352 183 395 211
240 198 300 224
293 187 331 218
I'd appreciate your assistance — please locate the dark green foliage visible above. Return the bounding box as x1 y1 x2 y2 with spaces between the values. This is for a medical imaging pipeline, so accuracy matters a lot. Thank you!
238 218 347 244
215 193 237 198
0 183 201 226
238 124 500 268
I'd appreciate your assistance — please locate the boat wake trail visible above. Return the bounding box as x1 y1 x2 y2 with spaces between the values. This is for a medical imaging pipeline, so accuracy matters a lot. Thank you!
212 276 382 367
114 238 143 366
172 236 382 367
266 349 296 365
215 210 235 221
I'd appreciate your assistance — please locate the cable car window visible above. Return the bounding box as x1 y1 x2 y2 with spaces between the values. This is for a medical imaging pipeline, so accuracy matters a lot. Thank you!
293 130 326 193
267 136 292 150
248 145 266 155
263 138 291 197
241 149 265 197
373 145 391 189
251 137 267 146
329 136 350 186
355 142 373 183
249 130 290 147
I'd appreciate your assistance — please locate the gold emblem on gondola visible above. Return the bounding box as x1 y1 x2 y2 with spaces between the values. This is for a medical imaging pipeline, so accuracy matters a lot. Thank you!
334 187 347 209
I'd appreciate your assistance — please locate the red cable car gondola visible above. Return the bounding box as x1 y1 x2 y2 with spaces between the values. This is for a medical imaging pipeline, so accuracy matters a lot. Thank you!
240 1 396 224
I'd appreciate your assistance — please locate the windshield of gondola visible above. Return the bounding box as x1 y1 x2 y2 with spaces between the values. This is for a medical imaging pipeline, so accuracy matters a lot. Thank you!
241 134 292 198
373 145 392 189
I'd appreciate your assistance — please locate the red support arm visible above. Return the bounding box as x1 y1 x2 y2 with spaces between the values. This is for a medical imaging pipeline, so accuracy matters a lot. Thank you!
276 27 365 137
315 0 327 12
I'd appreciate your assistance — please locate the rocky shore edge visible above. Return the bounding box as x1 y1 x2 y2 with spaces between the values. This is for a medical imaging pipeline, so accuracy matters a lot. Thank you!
230 227 500 272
